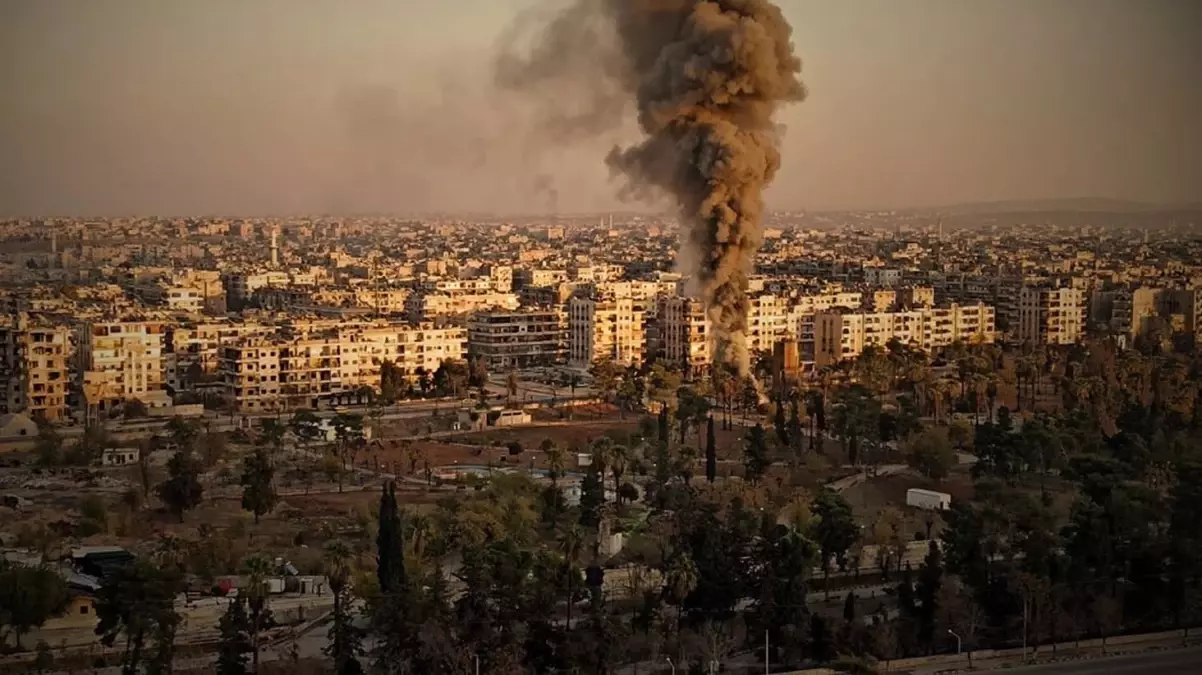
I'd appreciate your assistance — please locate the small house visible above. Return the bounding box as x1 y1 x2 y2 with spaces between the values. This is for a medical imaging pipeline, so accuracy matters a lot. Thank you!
0 413 38 439
102 447 140 467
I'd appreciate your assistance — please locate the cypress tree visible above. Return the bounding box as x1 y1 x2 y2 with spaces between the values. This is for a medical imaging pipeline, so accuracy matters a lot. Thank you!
376 481 406 594
216 598 251 675
705 416 717 484
657 406 669 444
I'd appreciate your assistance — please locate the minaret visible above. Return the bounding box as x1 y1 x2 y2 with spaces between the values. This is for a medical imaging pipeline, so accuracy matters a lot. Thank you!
51 231 57 254
270 228 279 267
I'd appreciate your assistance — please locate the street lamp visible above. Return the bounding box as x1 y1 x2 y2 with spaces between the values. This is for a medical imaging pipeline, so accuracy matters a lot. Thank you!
666 657 676 675
948 628 962 656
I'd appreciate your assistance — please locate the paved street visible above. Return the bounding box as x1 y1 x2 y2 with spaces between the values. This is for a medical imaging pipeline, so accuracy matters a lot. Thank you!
997 646 1202 673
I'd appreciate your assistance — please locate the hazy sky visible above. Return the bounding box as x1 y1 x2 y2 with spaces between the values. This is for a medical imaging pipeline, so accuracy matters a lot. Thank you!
1 0 1200 216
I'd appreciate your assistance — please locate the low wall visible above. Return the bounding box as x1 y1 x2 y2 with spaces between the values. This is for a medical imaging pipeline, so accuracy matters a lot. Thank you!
780 628 1199 674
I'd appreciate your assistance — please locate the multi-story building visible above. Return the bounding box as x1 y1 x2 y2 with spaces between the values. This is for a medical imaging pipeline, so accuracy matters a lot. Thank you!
220 323 466 412
78 320 169 410
0 315 71 422
810 303 996 367
1160 287 1201 336
220 339 282 413
661 296 710 373
467 310 565 370
404 292 520 321
747 294 792 353
164 321 274 392
1018 286 1086 345
569 294 648 367
898 286 936 309
514 269 569 290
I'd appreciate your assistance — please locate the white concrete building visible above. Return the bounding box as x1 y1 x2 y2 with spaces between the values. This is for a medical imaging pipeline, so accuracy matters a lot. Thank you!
1018 286 1086 345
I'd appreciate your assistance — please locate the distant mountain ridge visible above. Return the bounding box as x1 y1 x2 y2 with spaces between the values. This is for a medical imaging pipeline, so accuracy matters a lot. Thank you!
916 198 1200 215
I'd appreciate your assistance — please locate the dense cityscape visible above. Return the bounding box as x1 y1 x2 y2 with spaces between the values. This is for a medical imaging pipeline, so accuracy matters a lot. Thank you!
2 204 1201 674
3 0 1202 674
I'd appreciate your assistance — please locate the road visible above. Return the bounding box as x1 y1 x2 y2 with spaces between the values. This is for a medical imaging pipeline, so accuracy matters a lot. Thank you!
990 646 1202 674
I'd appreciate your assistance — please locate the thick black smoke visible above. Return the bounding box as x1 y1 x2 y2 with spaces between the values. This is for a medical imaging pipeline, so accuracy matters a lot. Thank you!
500 0 805 380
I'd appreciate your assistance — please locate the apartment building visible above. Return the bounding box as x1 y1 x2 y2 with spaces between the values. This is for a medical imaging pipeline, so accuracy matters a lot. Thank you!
661 296 710 373
467 310 565 370
164 321 275 391
898 286 936 309
569 294 649 367
1094 285 1201 344
0 316 71 422
514 269 569 290
870 290 898 313
220 340 282 413
864 267 904 287
810 303 996 367
78 320 169 410
404 292 520 320
747 294 793 353
1017 286 1086 345
224 271 290 306
220 323 466 412
1158 287 1201 336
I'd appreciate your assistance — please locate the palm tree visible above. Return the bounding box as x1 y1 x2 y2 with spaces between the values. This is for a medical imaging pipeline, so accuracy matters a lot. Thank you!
664 553 699 633
609 444 629 503
544 441 565 486
322 540 357 675
559 526 586 631
242 554 275 674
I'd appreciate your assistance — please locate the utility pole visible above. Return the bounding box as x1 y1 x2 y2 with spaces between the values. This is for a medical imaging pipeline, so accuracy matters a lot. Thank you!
765 629 770 674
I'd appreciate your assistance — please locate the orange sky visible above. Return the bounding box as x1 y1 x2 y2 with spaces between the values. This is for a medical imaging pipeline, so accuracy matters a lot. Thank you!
1 0 1199 216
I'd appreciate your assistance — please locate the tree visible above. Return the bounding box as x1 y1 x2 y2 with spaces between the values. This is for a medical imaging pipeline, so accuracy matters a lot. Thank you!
705 416 717 484
241 554 276 674
773 395 789 446
506 370 520 404
94 561 182 675
376 482 407 594
744 423 770 483
32 640 54 674
380 359 404 403
240 447 277 524
579 462 606 530
590 358 621 403
34 422 62 467
330 413 365 492
914 541 943 653
812 489 859 598
216 598 252 675
324 540 363 675
289 410 321 451
905 428 957 481
0 564 69 649
157 448 204 522
123 398 149 419
165 416 200 451
258 418 286 457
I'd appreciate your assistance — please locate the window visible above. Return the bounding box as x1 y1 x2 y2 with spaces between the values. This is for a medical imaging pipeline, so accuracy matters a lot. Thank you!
80 604 90 615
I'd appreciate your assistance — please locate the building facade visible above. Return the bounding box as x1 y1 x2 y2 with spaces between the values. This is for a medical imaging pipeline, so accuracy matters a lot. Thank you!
1017 286 1085 345
0 316 71 422
467 310 565 370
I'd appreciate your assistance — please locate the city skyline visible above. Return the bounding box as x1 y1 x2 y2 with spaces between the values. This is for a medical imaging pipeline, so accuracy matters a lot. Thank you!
2 0 1200 217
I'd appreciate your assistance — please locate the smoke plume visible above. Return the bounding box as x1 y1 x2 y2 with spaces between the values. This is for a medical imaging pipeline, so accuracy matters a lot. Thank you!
500 0 805 380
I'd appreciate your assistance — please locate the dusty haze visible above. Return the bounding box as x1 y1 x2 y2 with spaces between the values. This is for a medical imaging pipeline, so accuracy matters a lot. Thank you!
1 0 1200 216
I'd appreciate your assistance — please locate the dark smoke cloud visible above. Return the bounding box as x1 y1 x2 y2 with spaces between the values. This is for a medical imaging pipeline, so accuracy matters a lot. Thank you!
499 0 805 379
